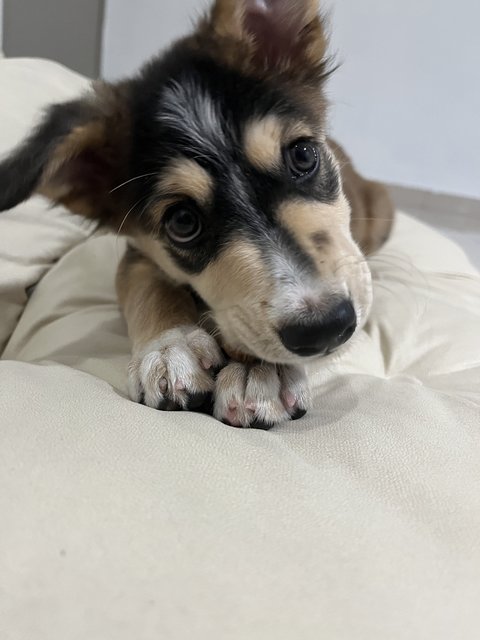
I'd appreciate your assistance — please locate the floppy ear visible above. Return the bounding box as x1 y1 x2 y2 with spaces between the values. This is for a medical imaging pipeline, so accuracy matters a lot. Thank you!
0 83 132 228
201 0 329 80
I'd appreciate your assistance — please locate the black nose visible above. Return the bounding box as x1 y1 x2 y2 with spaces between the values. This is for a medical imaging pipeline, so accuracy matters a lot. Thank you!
279 300 357 357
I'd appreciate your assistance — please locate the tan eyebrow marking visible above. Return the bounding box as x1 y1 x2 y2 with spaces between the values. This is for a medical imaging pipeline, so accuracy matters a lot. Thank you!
243 115 316 171
157 158 213 205
148 159 213 229
243 115 283 171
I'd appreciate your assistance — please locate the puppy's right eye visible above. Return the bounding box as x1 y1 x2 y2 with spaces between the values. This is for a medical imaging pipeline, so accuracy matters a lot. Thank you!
164 203 203 246
285 140 319 182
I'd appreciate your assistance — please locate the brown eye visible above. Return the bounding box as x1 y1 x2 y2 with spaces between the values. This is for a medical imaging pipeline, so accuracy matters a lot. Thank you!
165 203 203 245
285 140 319 181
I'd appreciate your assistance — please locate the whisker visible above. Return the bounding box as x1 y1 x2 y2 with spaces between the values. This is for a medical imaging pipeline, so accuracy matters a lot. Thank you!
370 252 429 285
115 195 150 261
370 252 431 320
117 198 145 236
136 197 153 227
109 173 157 194
333 255 369 276
350 217 396 222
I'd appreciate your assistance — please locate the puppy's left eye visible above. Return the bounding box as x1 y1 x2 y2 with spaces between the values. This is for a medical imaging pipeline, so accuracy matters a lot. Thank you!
285 141 319 181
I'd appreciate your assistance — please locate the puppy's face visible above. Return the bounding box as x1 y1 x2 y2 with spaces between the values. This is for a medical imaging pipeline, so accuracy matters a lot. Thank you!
0 0 372 364
136 67 371 364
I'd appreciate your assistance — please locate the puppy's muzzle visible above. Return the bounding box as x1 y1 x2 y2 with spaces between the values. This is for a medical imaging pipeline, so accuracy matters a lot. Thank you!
279 300 357 358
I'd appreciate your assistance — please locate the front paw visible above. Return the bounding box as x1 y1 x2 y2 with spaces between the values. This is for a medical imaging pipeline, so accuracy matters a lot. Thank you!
128 326 224 411
214 362 310 429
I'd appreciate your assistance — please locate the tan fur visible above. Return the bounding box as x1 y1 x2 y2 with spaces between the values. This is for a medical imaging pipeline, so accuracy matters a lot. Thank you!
157 159 213 205
310 230 330 250
39 84 132 229
244 116 283 171
275 195 372 341
278 197 350 236
209 0 245 40
39 118 107 220
193 0 328 87
191 241 273 356
221 346 258 364
277 196 353 277
119 238 273 360
116 247 198 351
132 235 191 285
43 123 104 182
287 121 317 141
192 240 267 310
329 139 395 255
243 116 315 171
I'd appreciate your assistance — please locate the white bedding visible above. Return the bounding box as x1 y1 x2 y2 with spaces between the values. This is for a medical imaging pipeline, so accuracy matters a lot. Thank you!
1 57 480 640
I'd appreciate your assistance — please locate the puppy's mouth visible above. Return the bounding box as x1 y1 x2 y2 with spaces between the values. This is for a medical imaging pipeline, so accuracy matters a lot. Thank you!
212 297 361 366
187 237 373 365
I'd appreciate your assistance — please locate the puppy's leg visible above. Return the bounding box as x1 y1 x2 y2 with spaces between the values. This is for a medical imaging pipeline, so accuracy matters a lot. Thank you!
329 139 395 255
117 246 224 410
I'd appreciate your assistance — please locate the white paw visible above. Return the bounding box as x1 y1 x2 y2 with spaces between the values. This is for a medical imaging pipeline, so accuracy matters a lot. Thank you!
213 362 310 429
128 326 224 410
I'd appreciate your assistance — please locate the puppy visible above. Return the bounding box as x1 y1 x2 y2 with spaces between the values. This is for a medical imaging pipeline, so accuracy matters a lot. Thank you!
0 0 394 428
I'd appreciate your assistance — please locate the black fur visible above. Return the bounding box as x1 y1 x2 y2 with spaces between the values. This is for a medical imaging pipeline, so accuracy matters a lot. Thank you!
128 49 339 274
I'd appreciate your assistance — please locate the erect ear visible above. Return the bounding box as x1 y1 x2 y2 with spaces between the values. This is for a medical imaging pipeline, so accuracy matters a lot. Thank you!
200 0 329 80
0 83 132 228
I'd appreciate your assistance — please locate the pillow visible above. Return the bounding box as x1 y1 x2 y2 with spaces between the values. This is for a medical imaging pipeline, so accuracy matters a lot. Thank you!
0 57 94 351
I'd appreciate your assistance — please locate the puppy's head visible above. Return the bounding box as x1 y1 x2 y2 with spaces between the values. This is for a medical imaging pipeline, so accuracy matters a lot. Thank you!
0 0 372 364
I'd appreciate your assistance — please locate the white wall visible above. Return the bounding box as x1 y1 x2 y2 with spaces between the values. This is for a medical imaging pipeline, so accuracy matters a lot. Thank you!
102 0 207 80
101 0 480 200
327 0 480 200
